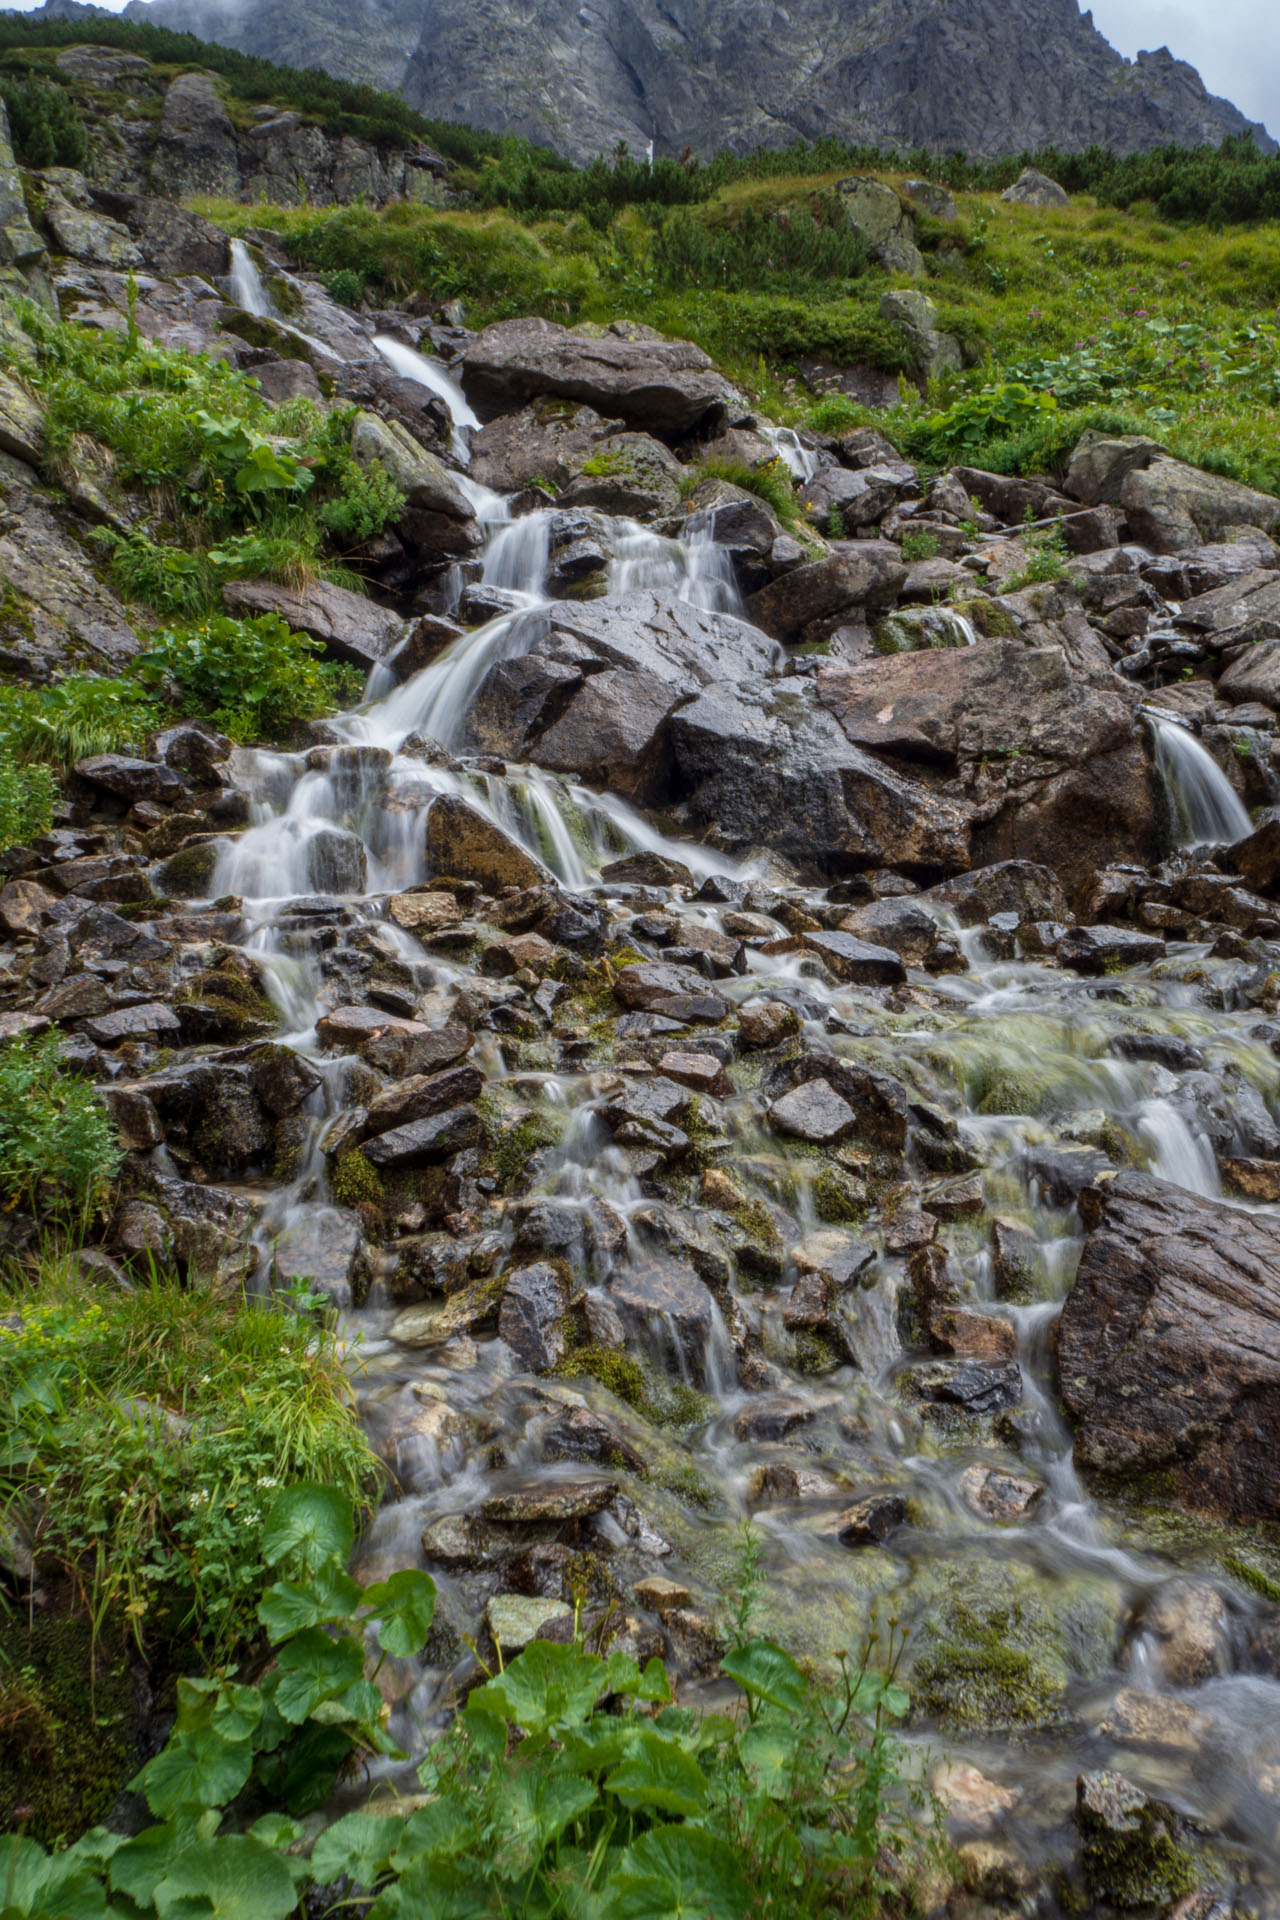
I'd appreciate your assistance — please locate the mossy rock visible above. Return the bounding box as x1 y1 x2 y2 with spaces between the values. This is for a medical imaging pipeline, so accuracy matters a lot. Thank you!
906 1556 1124 1734
0 1609 139 1845
156 840 219 896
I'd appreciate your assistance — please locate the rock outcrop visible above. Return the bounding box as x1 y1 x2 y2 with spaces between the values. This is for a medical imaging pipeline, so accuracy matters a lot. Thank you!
1059 1174 1280 1521
128 0 1275 165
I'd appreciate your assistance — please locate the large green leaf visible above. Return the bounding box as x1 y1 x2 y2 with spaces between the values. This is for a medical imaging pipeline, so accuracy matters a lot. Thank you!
602 1827 748 1920
110 1824 188 1908
736 1718 803 1797
0 1837 110 1920
309 1812 403 1890
255 1720 352 1817
390 1798 476 1872
367 1858 491 1920
153 1836 297 1920
603 1650 671 1704
467 1640 607 1736
258 1564 363 1645
604 1729 708 1817
211 1685 263 1744
134 1731 253 1818
261 1485 354 1573
492 1770 599 1878
362 1569 437 1659
719 1639 807 1715
270 1629 364 1724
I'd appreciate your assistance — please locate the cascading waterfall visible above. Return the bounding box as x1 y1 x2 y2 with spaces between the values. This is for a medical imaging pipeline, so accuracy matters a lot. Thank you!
1148 711 1252 846
181 349 1280 1887
373 333 479 460
761 422 819 483
228 238 272 318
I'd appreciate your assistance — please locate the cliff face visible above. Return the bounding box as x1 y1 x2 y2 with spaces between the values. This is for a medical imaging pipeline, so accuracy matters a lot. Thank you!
111 0 1274 163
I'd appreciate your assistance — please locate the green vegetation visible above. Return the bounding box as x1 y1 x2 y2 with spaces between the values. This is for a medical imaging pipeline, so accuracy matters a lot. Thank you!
0 16 439 150
3 1481 928 1916
0 748 56 859
0 1034 120 1220
0 72 86 168
0 1270 378 1666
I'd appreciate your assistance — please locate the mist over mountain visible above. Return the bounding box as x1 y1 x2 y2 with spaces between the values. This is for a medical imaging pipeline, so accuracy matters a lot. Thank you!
102 0 1274 163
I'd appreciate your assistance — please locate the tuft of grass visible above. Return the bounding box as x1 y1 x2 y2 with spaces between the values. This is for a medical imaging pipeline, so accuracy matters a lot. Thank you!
0 1033 121 1221
0 1262 380 1660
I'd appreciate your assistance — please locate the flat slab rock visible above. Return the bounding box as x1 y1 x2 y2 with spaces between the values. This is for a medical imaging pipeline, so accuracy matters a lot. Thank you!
1059 1172 1280 1520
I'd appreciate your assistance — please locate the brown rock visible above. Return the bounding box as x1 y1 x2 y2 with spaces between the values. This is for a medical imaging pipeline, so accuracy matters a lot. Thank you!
1060 1173 1280 1519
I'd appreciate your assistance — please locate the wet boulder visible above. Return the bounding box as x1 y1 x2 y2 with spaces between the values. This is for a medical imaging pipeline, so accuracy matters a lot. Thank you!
817 641 1157 907
928 860 1069 927
557 431 683 521
768 1078 858 1145
1075 1771 1196 1910
1121 457 1280 554
667 678 971 879
465 591 779 801
469 398 621 493
1060 1173 1280 1520
609 1261 715 1374
498 1261 571 1373
744 546 907 645
461 317 737 434
222 577 407 675
425 794 551 892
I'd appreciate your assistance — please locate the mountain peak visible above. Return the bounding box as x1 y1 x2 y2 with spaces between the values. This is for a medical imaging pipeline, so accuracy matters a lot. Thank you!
69 0 1277 160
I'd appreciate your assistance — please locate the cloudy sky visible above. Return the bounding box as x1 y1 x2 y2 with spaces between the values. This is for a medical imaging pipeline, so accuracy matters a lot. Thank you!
1087 1 1275 131
6 0 1277 137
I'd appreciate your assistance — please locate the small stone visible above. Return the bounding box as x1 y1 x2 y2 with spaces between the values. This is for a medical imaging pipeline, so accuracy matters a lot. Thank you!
420 1513 487 1567
633 1575 691 1616
483 931 557 976
828 1494 907 1545
784 1270 831 1329
801 930 907 985
923 1173 984 1219
387 889 461 932
733 1396 814 1441
0 879 56 936
84 1003 180 1046
543 1405 646 1475
930 1761 1020 1826
884 1208 937 1254
1220 1157 1280 1202
958 1463 1043 1522
1144 1580 1228 1685
1057 925 1166 975
929 1308 1018 1360
923 1360 1023 1414
749 1463 843 1503
483 1478 619 1525
1098 1688 1212 1753
657 1050 733 1097
362 1106 483 1167
737 1000 802 1050
487 1593 572 1652
768 1078 857 1145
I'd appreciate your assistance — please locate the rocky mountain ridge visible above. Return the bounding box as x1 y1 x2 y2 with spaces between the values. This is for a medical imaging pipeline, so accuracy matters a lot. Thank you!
98 0 1276 163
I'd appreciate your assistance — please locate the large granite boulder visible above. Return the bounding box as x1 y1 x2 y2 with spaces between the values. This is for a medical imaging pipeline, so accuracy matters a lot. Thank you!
1059 1174 1280 1521
816 640 1157 904
1001 168 1069 206
667 676 972 877
461 317 738 434
469 399 621 493
1120 457 1280 553
222 577 407 674
465 590 780 798
744 546 907 644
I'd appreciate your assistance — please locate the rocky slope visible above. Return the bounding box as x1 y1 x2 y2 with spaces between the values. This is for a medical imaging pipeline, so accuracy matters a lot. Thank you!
110 0 1275 162
7 85 1280 1907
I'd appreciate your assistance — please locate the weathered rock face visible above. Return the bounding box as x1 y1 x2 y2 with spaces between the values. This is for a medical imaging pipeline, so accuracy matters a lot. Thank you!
465 591 780 798
38 42 448 209
1120 457 1280 553
1059 1174 1280 1521
667 678 973 878
138 0 1275 166
461 319 739 434
1001 167 1070 207
816 641 1158 904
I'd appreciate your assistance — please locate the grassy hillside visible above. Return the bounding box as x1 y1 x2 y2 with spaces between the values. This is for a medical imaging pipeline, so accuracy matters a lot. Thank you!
199 176 1280 498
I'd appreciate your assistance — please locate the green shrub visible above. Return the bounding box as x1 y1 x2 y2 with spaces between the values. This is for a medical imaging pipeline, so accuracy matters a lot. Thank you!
0 1278 379 1663
693 454 802 530
0 746 56 857
3 1482 929 1915
652 195 870 293
134 611 361 743
323 267 367 308
0 74 86 168
0 673 158 768
0 1032 121 1218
